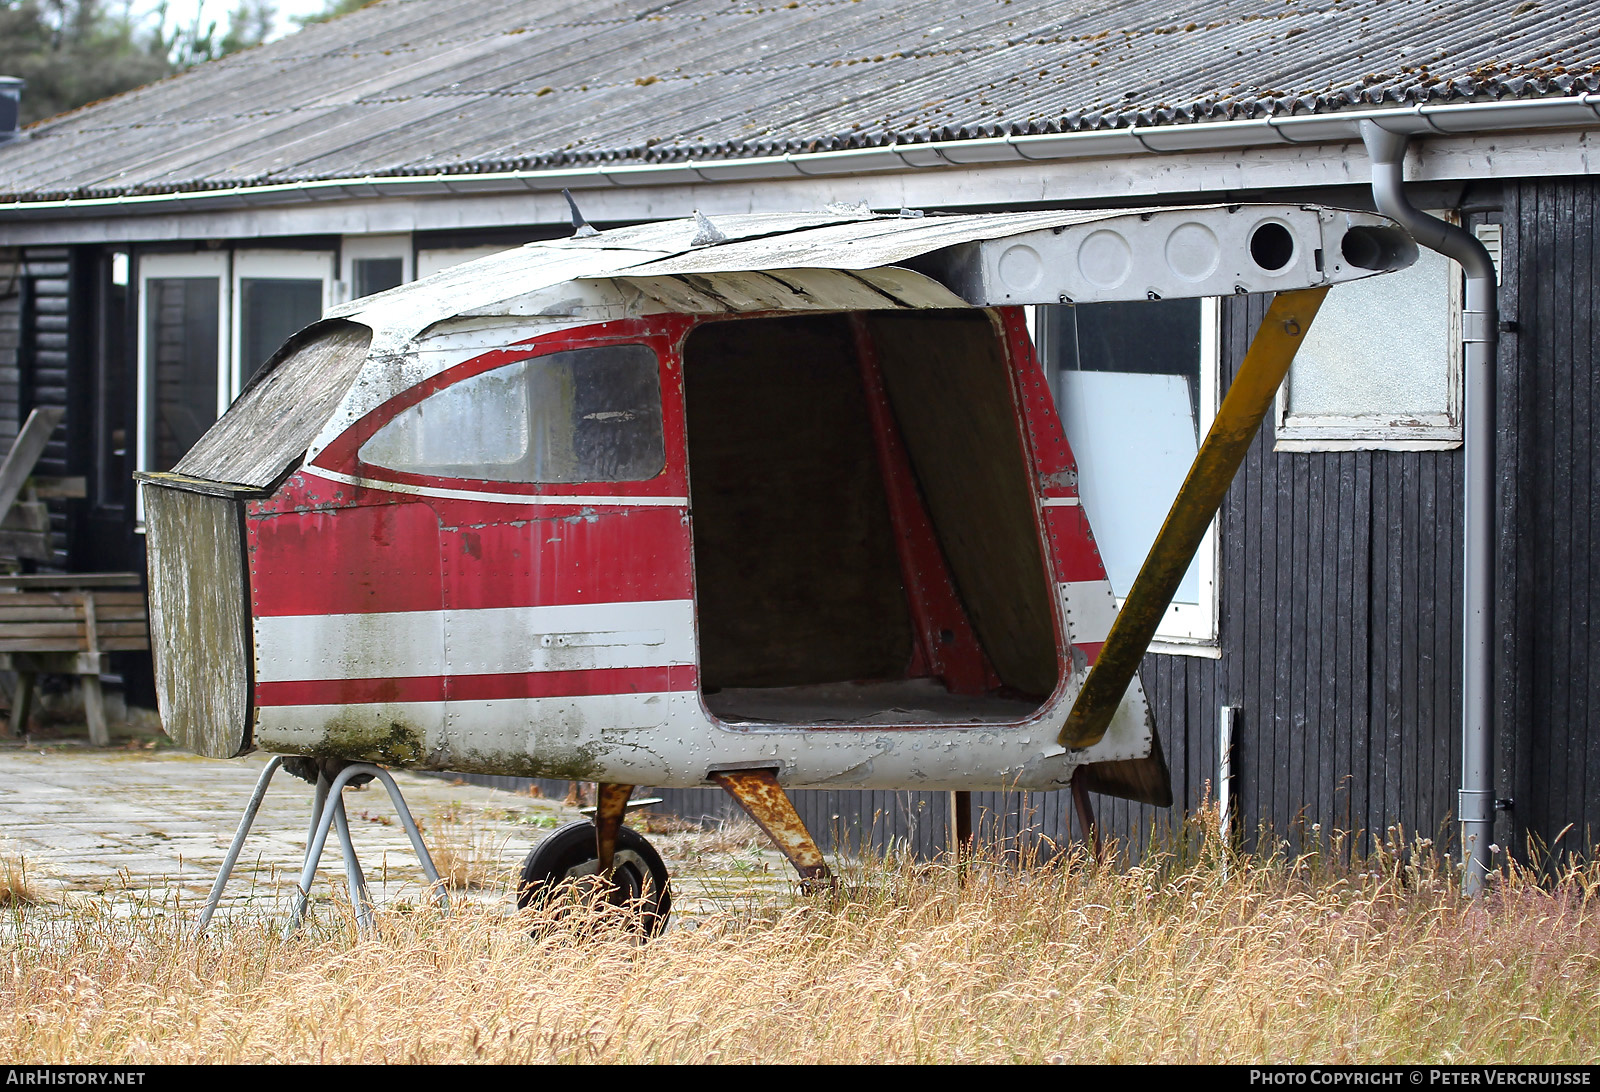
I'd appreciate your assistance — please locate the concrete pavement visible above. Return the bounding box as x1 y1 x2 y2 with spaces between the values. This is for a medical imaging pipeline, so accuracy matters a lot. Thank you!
0 740 794 928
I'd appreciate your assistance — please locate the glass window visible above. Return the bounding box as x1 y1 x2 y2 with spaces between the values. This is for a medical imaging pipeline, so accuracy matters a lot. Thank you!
144 275 221 471
360 344 665 484
137 251 230 482
1039 298 1220 649
1275 221 1463 451
353 257 404 298
341 234 412 304
135 249 331 524
232 250 332 387
239 277 323 379
96 250 132 509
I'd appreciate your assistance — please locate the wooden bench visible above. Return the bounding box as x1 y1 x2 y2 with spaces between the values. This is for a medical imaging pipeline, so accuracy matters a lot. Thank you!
0 573 150 745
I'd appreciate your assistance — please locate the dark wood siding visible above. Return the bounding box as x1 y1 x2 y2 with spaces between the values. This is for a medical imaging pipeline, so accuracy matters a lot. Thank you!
438 775 1083 860
0 251 19 449
1124 290 1467 859
0 248 82 567
1063 184 1593 863
1500 178 1600 864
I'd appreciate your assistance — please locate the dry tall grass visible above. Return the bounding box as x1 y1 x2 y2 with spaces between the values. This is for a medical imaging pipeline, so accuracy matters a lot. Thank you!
422 806 510 891
0 848 36 908
2 825 1597 1064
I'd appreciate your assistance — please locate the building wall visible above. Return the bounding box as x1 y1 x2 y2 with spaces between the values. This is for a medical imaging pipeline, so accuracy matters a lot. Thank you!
1068 181 1599 865
0 252 18 449
1133 292 1468 859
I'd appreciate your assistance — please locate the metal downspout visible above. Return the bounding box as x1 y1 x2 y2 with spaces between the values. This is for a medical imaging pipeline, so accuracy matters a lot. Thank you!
1360 120 1499 895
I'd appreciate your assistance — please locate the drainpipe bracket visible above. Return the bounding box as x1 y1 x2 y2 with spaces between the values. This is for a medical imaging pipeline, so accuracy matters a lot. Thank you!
1458 788 1494 824
1463 309 1494 344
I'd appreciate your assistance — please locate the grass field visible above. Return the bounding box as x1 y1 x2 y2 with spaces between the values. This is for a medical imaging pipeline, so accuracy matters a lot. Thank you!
2 820 1596 1064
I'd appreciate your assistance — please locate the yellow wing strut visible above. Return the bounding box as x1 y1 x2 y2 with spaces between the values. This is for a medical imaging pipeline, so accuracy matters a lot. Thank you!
1059 286 1330 750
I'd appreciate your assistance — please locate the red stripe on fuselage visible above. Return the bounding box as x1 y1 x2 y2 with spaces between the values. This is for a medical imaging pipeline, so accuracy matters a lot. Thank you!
1044 505 1110 585
248 482 694 616
256 665 696 707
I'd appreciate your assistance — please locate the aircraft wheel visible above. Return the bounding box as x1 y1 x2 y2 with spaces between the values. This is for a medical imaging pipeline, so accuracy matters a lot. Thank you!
516 819 671 937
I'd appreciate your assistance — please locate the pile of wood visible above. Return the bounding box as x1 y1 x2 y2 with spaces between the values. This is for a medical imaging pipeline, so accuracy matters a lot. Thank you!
0 408 150 744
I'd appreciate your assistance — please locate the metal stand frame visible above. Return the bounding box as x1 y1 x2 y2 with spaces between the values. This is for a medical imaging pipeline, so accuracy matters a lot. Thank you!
196 758 449 936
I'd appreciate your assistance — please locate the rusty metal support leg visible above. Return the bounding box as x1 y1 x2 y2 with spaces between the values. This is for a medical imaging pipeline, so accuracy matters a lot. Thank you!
1070 771 1101 861
593 783 634 874
948 790 973 874
711 769 832 889
1060 287 1330 750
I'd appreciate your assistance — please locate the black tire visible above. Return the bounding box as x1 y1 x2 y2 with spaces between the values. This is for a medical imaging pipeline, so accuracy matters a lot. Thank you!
516 819 672 937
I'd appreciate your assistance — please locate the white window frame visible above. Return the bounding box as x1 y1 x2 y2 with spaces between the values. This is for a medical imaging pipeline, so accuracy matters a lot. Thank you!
1147 298 1220 655
1273 217 1463 453
339 233 413 305
231 249 335 394
135 250 230 480
1034 299 1222 657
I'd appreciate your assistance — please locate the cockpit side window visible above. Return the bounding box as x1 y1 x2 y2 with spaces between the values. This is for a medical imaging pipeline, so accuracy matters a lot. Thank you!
359 343 665 483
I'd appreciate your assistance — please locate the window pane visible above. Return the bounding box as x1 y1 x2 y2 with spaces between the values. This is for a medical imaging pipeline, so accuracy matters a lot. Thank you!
353 257 404 298
1286 245 1453 418
240 277 323 379
146 276 219 471
360 344 665 484
1044 299 1203 603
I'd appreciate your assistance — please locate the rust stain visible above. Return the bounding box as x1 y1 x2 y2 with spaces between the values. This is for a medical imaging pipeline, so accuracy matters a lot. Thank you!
711 768 830 885
594 781 633 872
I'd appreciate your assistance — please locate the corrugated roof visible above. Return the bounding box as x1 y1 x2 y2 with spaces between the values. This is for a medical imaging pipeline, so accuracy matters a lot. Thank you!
0 0 1595 203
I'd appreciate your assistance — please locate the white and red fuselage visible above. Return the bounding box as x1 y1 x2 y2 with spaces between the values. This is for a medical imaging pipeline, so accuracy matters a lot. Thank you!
140 206 1413 796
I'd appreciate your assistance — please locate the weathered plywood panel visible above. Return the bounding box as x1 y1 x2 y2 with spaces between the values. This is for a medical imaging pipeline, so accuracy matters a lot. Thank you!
175 321 371 488
142 483 252 758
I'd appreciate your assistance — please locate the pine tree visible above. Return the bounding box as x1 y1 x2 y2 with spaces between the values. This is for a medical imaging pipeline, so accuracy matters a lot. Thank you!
0 1 172 125
0 0 344 127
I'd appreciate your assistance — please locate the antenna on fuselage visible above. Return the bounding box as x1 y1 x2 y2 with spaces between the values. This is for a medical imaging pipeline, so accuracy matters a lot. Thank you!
562 189 599 238
690 210 728 247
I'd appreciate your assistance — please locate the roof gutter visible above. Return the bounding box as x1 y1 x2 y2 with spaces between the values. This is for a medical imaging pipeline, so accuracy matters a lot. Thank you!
2 94 1598 220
